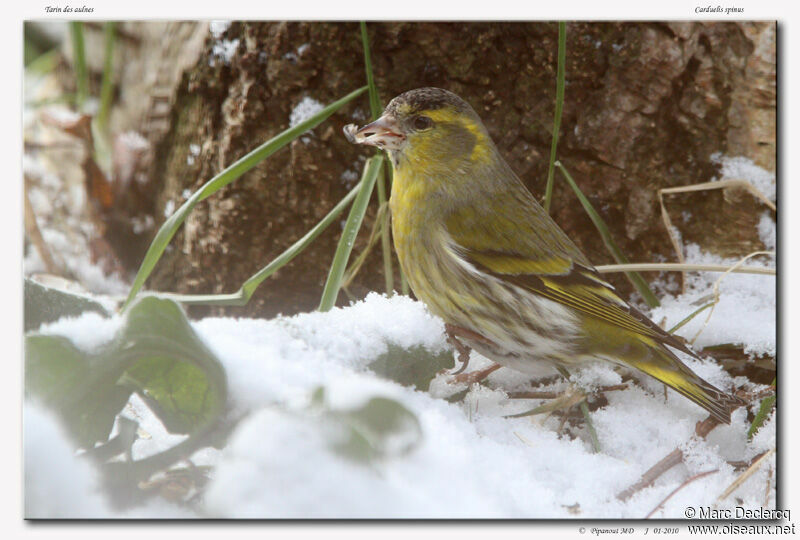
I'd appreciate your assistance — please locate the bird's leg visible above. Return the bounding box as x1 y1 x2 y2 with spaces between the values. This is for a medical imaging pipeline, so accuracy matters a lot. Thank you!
444 323 502 382
444 323 474 374
557 366 600 452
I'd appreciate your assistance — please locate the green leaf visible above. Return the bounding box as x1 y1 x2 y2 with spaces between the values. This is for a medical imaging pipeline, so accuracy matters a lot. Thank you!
255 391 423 466
24 278 110 332
368 344 454 391
122 356 217 434
748 377 776 440
330 397 422 462
25 296 227 447
114 297 228 434
26 334 132 446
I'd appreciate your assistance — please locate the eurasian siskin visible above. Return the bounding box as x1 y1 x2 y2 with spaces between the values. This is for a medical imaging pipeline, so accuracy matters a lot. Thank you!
347 87 743 424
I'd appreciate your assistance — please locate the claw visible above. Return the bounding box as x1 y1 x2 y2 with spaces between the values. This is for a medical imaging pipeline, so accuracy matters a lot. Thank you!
451 356 470 375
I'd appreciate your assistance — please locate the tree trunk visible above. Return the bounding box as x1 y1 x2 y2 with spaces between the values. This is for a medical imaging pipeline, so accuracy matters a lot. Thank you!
108 21 775 318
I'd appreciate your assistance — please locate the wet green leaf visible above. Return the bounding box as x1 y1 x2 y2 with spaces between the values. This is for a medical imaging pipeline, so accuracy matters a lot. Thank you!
24 278 110 332
25 297 227 447
26 333 131 446
330 397 422 462
368 344 454 391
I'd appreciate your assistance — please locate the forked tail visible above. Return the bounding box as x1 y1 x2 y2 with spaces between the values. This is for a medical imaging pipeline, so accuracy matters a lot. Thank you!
632 347 746 424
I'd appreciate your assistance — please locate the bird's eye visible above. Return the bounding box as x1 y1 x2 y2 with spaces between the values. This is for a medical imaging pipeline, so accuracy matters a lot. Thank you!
413 115 433 130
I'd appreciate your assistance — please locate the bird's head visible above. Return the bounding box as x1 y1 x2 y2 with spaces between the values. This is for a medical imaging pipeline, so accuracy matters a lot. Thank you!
346 87 495 171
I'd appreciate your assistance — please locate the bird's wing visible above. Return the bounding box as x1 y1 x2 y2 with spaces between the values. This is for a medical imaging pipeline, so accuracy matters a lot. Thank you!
444 203 697 358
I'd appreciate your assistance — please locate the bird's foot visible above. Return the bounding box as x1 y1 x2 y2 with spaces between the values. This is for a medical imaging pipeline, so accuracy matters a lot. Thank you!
505 385 587 418
444 323 497 376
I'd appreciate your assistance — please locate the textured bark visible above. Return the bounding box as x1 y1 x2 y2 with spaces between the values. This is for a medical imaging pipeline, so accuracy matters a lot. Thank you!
108 21 775 318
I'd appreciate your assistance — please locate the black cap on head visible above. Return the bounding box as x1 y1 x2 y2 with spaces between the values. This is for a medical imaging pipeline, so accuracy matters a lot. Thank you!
385 87 469 117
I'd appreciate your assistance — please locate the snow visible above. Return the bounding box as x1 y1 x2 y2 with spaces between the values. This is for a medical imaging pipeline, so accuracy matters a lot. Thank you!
131 214 154 234
25 401 113 518
758 212 776 251
24 228 129 295
40 106 81 124
163 199 176 217
711 153 776 203
22 133 776 519
288 96 327 144
121 393 190 460
24 401 193 518
117 130 149 152
210 39 240 66
648 156 776 359
284 43 311 63
290 96 325 128
340 168 359 187
192 293 447 414
209 20 231 38
37 310 122 352
649 243 775 358
28 282 775 518
187 143 201 165
23 121 129 295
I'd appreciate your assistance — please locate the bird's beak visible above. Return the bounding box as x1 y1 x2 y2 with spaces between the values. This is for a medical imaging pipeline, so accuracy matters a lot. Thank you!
344 115 406 150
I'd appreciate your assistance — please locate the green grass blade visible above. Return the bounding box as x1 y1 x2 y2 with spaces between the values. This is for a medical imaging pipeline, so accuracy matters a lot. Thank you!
96 22 116 133
24 38 42 67
375 166 394 293
555 161 660 308
579 400 601 453
544 21 567 215
342 201 387 289
159 182 363 306
319 155 384 311
360 21 394 294
26 48 60 76
122 86 367 311
748 377 776 440
360 21 383 119
69 22 88 107
667 302 714 334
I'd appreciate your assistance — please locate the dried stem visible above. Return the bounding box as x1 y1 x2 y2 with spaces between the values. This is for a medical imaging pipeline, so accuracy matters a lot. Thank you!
716 447 775 503
594 262 774 276
507 384 628 400
23 175 64 275
644 469 719 519
691 250 774 344
617 415 720 501
657 178 776 292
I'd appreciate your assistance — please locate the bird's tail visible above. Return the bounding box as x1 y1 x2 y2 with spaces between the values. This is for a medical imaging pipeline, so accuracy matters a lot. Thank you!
629 346 745 424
